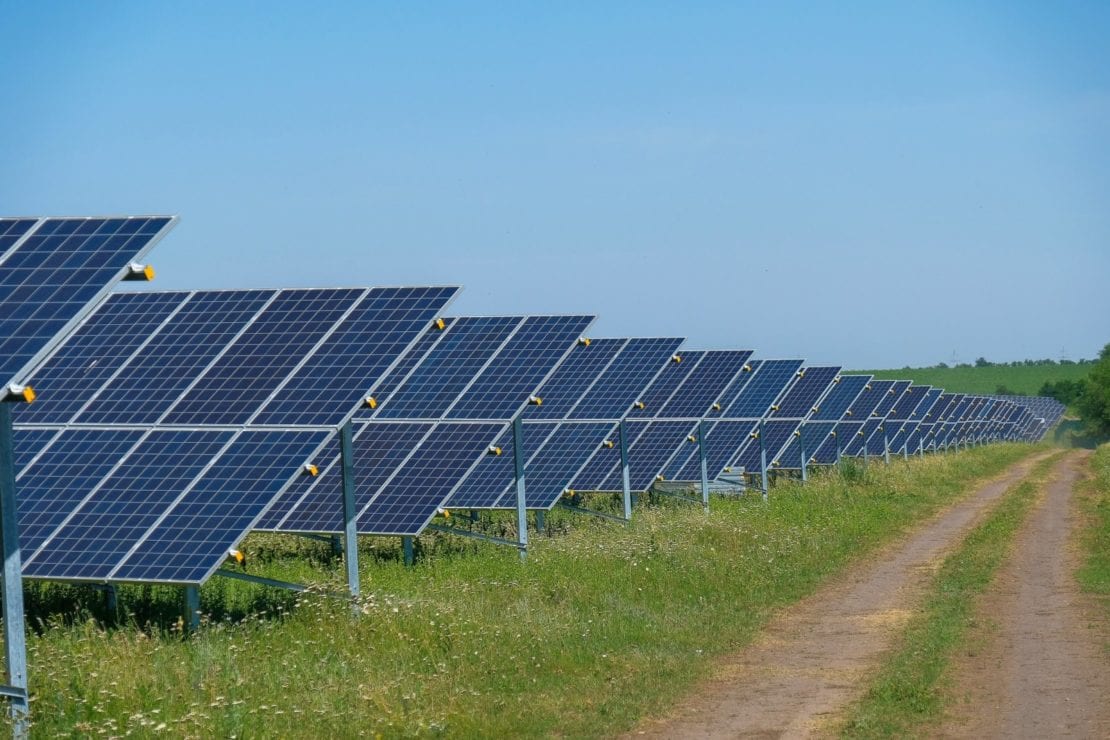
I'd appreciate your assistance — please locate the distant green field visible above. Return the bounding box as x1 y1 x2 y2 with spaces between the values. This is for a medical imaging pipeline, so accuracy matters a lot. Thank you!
846 363 1093 397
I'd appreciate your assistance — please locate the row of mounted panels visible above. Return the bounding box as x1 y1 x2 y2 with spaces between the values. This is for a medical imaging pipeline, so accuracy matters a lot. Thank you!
4 215 1058 587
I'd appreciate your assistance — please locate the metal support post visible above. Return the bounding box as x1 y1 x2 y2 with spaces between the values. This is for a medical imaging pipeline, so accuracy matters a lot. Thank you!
535 510 545 533
698 420 710 512
330 535 342 557
883 429 891 465
758 419 768 502
0 405 29 734
402 536 414 566
183 585 201 632
339 421 361 603
513 415 528 561
835 432 842 470
106 584 118 613
619 419 632 520
799 423 808 483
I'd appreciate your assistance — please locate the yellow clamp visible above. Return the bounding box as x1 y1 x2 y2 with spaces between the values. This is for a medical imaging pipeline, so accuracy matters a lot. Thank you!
633 401 645 410
434 318 446 330
528 395 543 406
864 383 872 390
793 429 801 437
577 337 591 347
364 396 378 409
686 435 697 443
797 369 806 377
671 354 682 364
770 404 780 412
743 363 752 372
124 262 155 281
711 402 721 411
303 463 319 476
602 440 614 449
655 474 665 481
845 410 853 416
437 507 451 519
488 446 502 456
227 549 246 568
4 384 35 403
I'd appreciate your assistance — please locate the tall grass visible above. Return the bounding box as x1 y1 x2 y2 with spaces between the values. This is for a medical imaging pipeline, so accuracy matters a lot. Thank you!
1078 444 1110 617
12 444 1036 737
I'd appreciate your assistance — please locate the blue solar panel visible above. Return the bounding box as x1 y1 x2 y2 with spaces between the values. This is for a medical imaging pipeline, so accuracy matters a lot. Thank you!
731 420 799 474
12 428 60 470
886 421 918 454
15 429 146 554
569 338 683 419
723 360 804 417
844 418 883 456
887 385 930 420
626 351 700 418
0 219 38 255
254 287 458 426
23 430 233 580
655 350 753 418
15 292 187 424
770 366 840 418
357 422 503 535
356 319 454 413
870 380 913 418
0 216 175 384
523 339 624 419
813 421 860 463
445 426 520 508
374 316 521 419
74 290 274 424
255 435 343 531
446 315 594 419
600 420 695 490
774 421 837 468
262 423 436 533
844 379 893 421
670 420 758 480
504 422 614 508
810 375 871 421
161 288 365 425
111 430 329 583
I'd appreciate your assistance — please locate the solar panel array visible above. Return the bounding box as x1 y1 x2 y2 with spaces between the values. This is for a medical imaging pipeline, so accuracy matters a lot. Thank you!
2 212 1060 595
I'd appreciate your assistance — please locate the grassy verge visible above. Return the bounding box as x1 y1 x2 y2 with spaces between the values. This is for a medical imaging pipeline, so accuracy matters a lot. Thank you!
839 450 1064 738
15 445 1037 737
1077 444 1110 619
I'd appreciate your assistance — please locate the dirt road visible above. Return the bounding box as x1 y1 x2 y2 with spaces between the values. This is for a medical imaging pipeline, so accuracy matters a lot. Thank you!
939 451 1109 738
627 454 1049 739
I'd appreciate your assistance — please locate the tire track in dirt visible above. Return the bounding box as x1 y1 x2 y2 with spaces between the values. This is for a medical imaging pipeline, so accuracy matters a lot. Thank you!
937 451 1109 739
625 454 1051 739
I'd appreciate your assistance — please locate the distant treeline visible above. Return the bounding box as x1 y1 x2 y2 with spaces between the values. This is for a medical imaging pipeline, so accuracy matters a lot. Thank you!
913 357 1097 371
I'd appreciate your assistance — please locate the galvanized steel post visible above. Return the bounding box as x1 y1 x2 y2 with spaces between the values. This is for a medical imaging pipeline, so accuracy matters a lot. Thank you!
619 419 632 520
698 419 710 512
513 415 528 560
0 405 29 736
339 421 361 604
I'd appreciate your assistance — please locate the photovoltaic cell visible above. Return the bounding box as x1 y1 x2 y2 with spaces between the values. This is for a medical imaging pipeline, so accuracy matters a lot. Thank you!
161 288 366 425
568 338 683 419
870 380 913 418
600 420 695 490
523 339 624 419
774 421 836 468
655 350 753 418
445 315 594 419
254 286 458 426
810 375 871 421
15 429 146 553
887 385 930 420
723 360 803 417
111 430 329 583
15 292 187 424
770 366 840 418
23 430 233 580
671 420 758 480
1 216 175 384
499 422 614 508
626 351 700 418
374 316 521 419
75 290 275 424
731 420 799 474
356 318 454 413
357 422 503 535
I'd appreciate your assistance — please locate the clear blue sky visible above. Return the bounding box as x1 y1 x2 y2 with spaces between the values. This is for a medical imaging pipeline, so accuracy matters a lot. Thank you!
2 2 1107 367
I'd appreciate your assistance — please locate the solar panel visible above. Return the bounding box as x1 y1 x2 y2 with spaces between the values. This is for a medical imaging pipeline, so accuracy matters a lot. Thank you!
626 351 700 418
599 420 696 490
770 366 841 418
511 422 615 508
887 385 930 420
568 338 684 419
371 316 522 419
813 421 860 463
15 291 188 424
72 290 275 424
844 418 884 456
669 420 758 480
774 421 836 468
446 315 594 419
810 375 871 421
731 420 799 474
654 350 753 418
723 360 804 418
1 216 176 384
522 339 624 419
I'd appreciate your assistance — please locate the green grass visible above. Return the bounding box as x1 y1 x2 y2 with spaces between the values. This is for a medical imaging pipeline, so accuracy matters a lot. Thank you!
839 451 1064 738
1077 444 1110 619
14 445 1037 738
847 363 1091 398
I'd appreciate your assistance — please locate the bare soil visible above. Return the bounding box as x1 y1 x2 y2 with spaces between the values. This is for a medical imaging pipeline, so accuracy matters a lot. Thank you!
937 451 1110 739
626 455 1048 739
